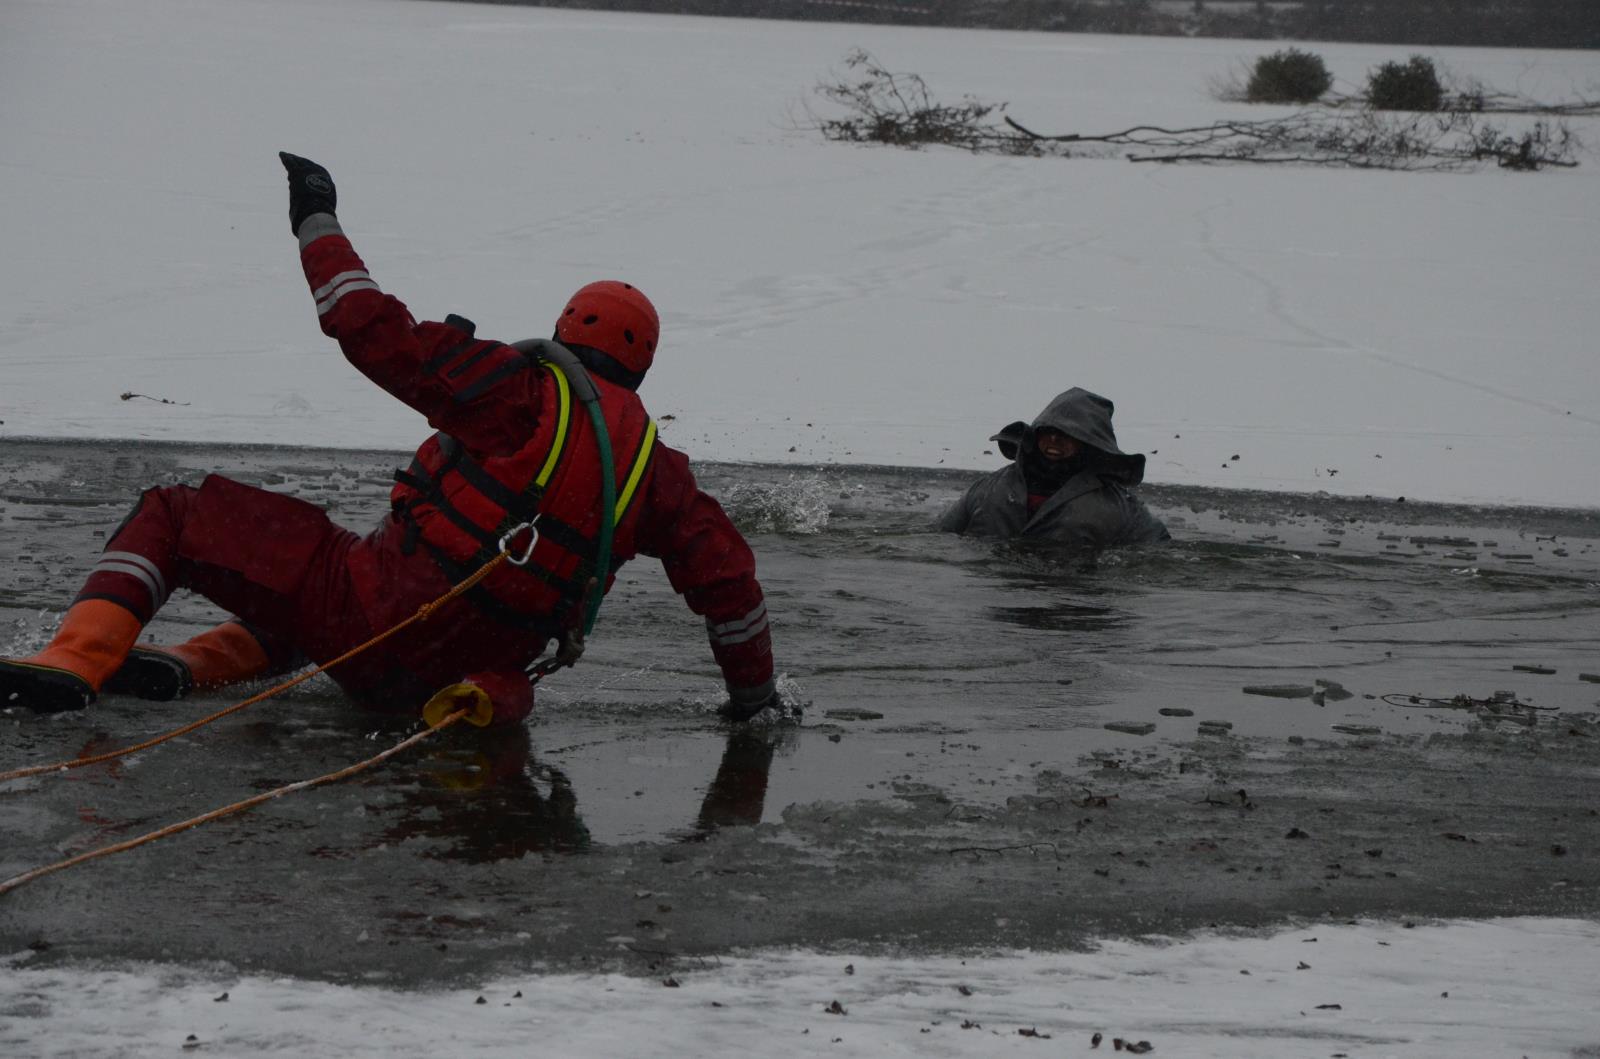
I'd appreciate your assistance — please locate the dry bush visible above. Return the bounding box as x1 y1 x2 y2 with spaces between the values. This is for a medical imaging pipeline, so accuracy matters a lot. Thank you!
1367 55 1445 112
1245 49 1334 104
1231 55 1600 116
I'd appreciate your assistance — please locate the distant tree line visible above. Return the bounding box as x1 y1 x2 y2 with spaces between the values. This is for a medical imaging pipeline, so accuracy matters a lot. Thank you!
434 0 1599 49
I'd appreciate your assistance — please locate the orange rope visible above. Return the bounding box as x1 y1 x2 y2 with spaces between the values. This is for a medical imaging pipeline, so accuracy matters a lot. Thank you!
0 552 510 785
0 709 468 897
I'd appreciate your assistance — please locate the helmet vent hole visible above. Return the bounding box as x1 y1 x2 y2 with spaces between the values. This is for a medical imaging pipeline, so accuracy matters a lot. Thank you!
646 339 655 352
583 314 599 325
563 307 575 316
623 329 635 345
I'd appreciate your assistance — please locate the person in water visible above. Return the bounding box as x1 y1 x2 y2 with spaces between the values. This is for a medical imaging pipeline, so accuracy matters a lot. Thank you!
937 387 1169 550
0 153 778 727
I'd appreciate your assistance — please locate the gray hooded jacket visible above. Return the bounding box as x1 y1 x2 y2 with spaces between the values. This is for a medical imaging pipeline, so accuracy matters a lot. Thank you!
937 388 1170 550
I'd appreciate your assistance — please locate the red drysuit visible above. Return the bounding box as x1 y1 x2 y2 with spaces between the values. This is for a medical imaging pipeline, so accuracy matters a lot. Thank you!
76 221 773 724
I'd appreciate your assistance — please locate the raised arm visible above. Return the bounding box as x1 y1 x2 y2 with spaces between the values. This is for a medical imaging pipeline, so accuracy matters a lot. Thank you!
279 152 542 456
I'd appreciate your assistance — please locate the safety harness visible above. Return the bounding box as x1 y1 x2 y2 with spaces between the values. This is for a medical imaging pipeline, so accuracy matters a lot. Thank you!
391 339 657 654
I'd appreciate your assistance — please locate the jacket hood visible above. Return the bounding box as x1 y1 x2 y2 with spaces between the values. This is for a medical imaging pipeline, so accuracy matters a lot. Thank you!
989 387 1146 486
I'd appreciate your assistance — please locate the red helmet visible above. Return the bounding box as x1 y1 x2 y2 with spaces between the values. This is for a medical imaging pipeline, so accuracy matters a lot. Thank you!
553 281 659 376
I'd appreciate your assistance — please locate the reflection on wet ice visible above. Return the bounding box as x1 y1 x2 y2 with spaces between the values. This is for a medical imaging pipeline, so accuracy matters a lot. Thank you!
373 725 787 862
379 725 591 862
985 602 1125 633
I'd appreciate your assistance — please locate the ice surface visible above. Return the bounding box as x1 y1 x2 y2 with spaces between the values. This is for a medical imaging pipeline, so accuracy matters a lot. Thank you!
3 917 1596 1057
1 0 1597 505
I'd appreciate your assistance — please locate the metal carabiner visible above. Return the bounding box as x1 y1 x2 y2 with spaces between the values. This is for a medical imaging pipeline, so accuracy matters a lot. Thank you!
525 626 584 685
499 519 540 567
526 656 564 684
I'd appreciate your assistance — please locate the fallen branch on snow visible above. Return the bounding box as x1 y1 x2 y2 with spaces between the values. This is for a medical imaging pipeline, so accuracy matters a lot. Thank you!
1003 111 1581 171
806 52 1581 171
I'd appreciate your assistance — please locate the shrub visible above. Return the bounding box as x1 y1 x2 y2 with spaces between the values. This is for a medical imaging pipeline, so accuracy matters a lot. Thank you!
1367 55 1444 111
1245 48 1334 104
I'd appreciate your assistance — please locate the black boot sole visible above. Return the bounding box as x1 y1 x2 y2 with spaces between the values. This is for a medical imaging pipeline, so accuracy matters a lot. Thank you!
102 647 194 702
0 659 95 713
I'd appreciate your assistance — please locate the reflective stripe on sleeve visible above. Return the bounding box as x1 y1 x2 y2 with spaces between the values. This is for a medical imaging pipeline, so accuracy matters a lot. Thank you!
296 213 343 249
314 271 380 316
706 601 769 646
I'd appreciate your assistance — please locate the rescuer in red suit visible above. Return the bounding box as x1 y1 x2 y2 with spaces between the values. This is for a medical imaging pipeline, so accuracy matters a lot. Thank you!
0 154 778 727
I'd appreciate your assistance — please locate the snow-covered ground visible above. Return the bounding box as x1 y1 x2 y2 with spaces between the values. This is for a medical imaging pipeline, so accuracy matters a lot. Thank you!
3 1 1599 1054
5 918 1597 1057
2 0 1597 506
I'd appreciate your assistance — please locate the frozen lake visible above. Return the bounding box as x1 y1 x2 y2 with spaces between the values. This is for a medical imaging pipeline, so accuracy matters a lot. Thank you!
2 0 1598 1053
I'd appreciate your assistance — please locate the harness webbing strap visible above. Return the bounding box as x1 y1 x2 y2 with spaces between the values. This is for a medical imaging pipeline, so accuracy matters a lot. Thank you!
449 449 531 520
395 436 496 550
537 363 573 489
394 358 577 545
394 339 652 642
518 339 617 638
615 419 656 524
527 515 594 563
420 539 567 638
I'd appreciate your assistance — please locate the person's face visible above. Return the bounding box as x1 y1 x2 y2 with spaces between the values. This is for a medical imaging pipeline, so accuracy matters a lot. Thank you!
1034 428 1081 463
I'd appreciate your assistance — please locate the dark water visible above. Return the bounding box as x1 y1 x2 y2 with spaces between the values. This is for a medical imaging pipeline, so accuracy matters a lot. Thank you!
2 440 1597 978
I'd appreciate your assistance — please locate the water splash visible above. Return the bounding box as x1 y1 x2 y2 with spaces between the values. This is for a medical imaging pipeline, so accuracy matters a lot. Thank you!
720 474 831 534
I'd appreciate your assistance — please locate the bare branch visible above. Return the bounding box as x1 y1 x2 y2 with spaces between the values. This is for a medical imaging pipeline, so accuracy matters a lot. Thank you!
806 53 1581 173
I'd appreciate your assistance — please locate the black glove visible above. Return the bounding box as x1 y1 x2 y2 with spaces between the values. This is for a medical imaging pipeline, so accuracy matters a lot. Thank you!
721 678 780 723
278 151 337 236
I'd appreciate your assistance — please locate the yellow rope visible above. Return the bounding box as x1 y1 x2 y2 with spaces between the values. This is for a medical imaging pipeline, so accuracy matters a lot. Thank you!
0 709 468 897
0 552 510 785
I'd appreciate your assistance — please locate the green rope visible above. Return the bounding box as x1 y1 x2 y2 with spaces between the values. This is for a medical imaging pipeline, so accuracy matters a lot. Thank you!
581 398 616 637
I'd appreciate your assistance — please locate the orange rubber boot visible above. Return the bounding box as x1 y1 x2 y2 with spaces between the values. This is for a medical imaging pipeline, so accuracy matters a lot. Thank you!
0 599 143 714
104 621 274 702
